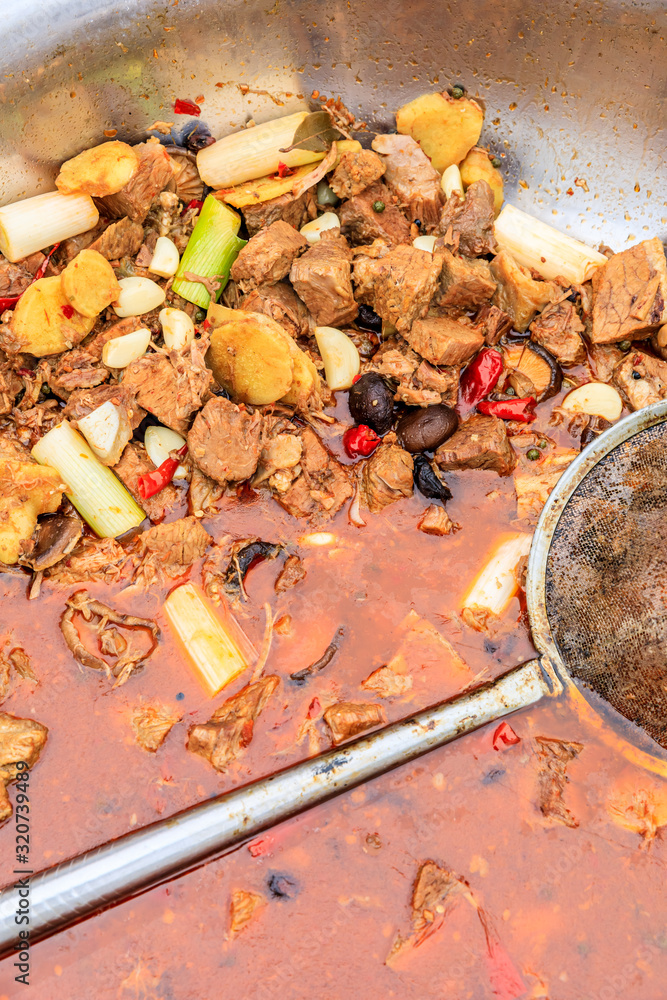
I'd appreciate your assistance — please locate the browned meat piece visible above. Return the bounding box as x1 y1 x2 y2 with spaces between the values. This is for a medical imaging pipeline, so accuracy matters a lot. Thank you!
437 249 497 311
530 299 586 366
587 342 624 384
324 701 385 744
63 383 144 430
434 414 515 475
229 889 265 937
361 666 413 698
353 244 443 333
339 182 412 246
57 228 105 264
242 191 309 238
329 148 385 199
275 426 352 520
0 350 22 416
121 345 213 435
369 342 420 378
0 257 34 298
418 504 458 535
411 360 460 408
239 282 311 339
404 314 484 366
473 303 514 346
188 466 224 516
230 221 308 292
289 232 358 327
361 443 413 512
253 416 303 486
43 536 130 586
0 713 48 824
274 554 306 593
437 181 497 257
612 349 667 410
94 142 174 224
371 134 443 230
187 396 263 484
534 736 583 828
187 676 280 772
85 316 145 361
590 238 667 344
387 860 470 964
491 250 558 333
113 441 179 523
89 217 145 261
49 349 108 399
132 703 180 752
133 516 211 586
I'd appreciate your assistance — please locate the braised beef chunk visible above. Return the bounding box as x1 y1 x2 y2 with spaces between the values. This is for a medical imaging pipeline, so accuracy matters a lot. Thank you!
0 257 34 299
371 134 443 230
275 426 352 520
133 516 211 586
534 736 583 828
588 342 624 384
591 237 667 343
0 713 48 824
274 554 306 593
404 314 484 366
242 191 309 238
49 349 108 398
324 701 385 744
491 250 558 332
121 347 213 435
95 142 174 223
188 396 263 484
434 414 515 475
361 443 414 512
253 416 303 486
113 441 179 523
187 676 280 772
353 244 443 333
530 299 586 366
437 181 497 257
437 249 497 311
339 181 412 246
473 302 514 346
239 282 311 339
89 217 145 261
329 148 386 199
612 348 667 410
399 360 460 409
188 466 224 516
63 383 144 430
289 232 358 327
418 505 458 535
230 221 308 292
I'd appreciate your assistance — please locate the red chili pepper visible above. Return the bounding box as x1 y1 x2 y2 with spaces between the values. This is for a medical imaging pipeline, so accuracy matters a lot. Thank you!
343 424 381 459
182 199 204 214
459 348 504 408
173 98 201 116
352 373 362 384
477 396 537 422
277 161 295 178
137 445 187 500
492 722 521 751
61 304 75 319
0 242 60 313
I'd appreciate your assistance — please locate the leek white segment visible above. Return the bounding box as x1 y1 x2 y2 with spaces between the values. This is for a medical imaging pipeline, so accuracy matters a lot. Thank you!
102 328 151 368
461 532 532 625
314 326 360 390
0 190 99 263
159 307 195 351
197 112 325 189
77 400 132 467
561 382 623 422
148 236 180 278
144 425 187 478
31 420 145 537
113 276 166 317
494 204 608 284
441 164 464 199
413 235 437 253
300 212 340 243
164 582 254 697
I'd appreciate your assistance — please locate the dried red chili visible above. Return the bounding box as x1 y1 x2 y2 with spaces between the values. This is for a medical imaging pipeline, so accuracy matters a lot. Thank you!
477 396 537 423
459 348 504 408
61 304 75 319
137 445 187 500
182 199 203 214
173 98 201 116
277 161 295 178
492 721 521 751
343 424 381 459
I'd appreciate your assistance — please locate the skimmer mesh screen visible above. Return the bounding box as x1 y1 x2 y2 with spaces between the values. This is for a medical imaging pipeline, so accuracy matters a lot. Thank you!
545 420 667 750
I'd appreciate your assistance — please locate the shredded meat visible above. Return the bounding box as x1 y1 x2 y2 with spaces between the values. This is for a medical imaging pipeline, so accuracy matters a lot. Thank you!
0 257 34 299
339 182 412 246
49 349 108 398
473 303 514 346
434 414 516 476
353 244 444 333
361 443 414 512
188 396 263 485
371 134 443 230
289 231 358 327
590 237 667 343
0 350 22 416
323 701 385 744
63 383 144 429
437 181 497 257
534 736 584 828
89 217 145 260
95 142 174 224
133 517 211 586
386 860 470 964
43 536 130 587
0 713 48 824
187 676 280 772
230 221 308 292
329 148 386 199
188 466 224 517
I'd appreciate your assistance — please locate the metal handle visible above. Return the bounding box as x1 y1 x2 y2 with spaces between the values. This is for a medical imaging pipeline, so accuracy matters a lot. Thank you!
0 659 549 956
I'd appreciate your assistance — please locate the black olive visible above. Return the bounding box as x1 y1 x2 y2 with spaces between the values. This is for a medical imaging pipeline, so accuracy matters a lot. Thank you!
267 872 300 900
356 304 383 334
348 373 394 434
396 404 458 453
413 455 452 502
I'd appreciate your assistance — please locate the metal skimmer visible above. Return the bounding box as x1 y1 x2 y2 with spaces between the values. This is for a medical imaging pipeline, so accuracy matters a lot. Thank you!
1 400 666 955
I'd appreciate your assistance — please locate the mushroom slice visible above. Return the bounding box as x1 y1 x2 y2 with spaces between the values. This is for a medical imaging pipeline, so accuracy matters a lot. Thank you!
164 146 204 202
19 514 83 572
501 340 563 401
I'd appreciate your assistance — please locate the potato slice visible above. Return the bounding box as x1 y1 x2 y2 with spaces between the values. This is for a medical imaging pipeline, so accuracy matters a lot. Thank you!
206 310 295 405
395 92 484 173
56 141 139 197
10 276 97 357
460 147 504 214
61 248 120 317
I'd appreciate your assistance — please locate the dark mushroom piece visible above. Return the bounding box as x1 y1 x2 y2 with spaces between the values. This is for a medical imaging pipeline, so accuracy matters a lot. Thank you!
163 146 205 202
348 373 395 435
501 340 563 402
396 404 459 454
580 415 612 450
18 514 83 572
413 455 452 503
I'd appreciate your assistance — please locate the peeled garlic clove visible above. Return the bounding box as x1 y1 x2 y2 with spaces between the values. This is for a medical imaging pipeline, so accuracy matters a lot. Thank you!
441 164 464 199
113 276 166 317
413 235 437 253
149 236 180 278
77 400 132 466
300 212 340 244
144 424 187 479
101 327 151 368
314 326 360 391
159 307 195 351
561 382 623 422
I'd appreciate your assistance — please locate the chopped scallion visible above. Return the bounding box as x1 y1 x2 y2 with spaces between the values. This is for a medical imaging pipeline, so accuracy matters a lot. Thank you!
171 195 247 309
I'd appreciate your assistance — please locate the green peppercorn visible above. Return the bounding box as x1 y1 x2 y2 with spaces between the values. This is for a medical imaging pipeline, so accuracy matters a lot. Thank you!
618 340 631 351
451 85 465 99
194 308 206 323
491 156 502 168
538 439 549 449
527 448 540 461
372 200 386 213
505 386 516 396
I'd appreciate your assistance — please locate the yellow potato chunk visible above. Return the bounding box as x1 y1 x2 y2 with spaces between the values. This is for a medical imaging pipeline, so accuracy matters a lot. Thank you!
206 309 295 405
0 446 64 564
395 92 484 173
460 147 504 215
10 276 96 357
56 141 139 197
61 248 120 318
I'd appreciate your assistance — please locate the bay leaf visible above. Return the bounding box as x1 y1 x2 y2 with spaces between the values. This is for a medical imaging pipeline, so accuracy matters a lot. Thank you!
280 111 343 154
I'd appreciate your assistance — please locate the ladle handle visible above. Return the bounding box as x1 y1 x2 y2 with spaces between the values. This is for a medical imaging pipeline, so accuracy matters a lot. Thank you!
0 659 549 956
